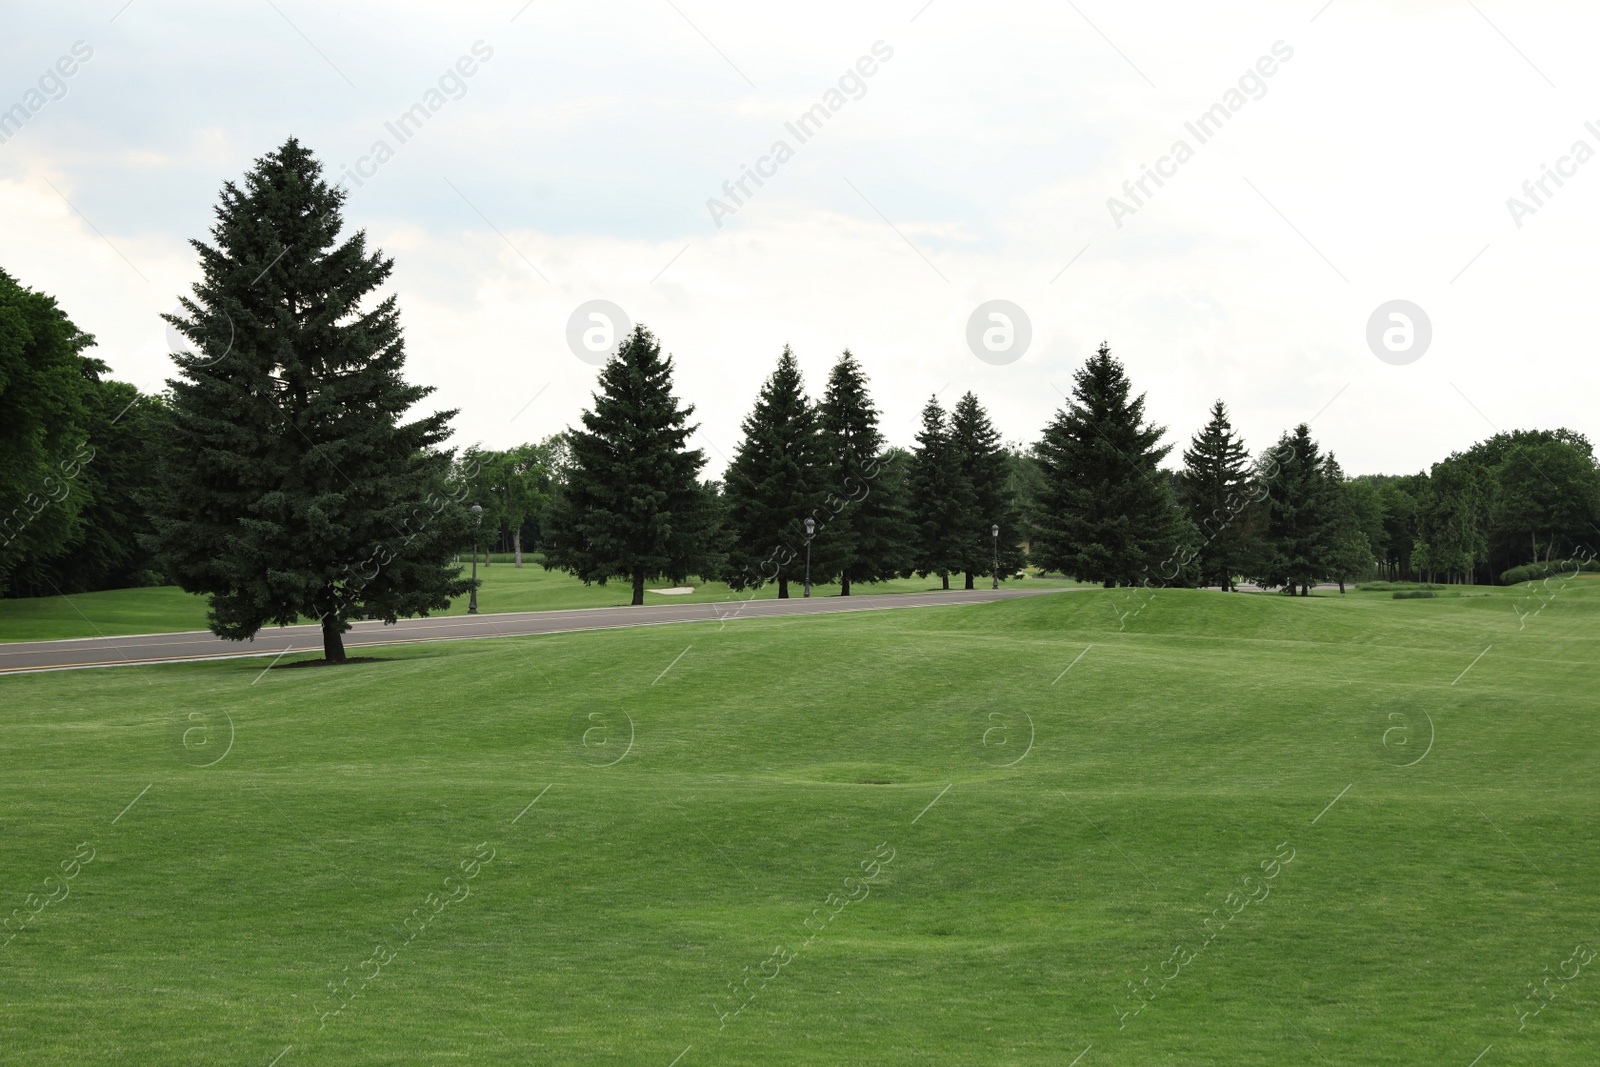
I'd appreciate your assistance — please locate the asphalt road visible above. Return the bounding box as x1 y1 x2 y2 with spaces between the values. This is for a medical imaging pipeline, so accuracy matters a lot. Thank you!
0 586 1081 676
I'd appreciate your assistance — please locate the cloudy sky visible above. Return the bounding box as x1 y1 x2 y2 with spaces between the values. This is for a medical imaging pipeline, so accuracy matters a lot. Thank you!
4 0 1596 477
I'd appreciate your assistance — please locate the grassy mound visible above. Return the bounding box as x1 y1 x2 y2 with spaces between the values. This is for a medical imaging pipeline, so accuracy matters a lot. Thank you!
2 581 1597 1063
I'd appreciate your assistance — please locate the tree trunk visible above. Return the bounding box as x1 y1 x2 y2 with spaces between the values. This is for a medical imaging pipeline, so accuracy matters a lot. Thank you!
513 528 523 568
841 574 851 596
965 571 975 590
778 575 789 599
1103 578 1115 589
1338 579 1346 594
942 573 950 590
631 569 645 606
322 614 347 664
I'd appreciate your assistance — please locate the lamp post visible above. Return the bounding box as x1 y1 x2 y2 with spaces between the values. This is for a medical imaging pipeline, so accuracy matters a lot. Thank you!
803 517 816 597
991 524 1000 590
468 503 483 614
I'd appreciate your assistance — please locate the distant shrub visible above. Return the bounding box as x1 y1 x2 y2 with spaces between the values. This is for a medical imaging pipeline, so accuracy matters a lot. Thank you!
1393 590 1438 599
1360 581 1446 592
1499 559 1600 585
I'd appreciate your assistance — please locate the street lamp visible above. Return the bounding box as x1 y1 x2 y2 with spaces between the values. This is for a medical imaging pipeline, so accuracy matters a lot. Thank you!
991 524 1000 590
803 517 816 597
468 503 483 615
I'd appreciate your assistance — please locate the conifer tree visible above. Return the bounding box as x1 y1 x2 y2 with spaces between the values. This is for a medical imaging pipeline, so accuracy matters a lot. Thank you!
149 138 472 663
1033 343 1189 586
1176 400 1255 590
542 324 721 604
1251 424 1338 595
950 392 1024 588
723 346 828 597
814 350 910 594
907 395 971 589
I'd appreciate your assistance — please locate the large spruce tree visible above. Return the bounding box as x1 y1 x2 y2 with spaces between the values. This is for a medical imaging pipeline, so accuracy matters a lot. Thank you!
542 324 721 604
950 391 1024 588
814 350 910 594
723 346 828 597
1176 399 1256 591
1033 343 1189 586
906 395 971 589
149 138 473 662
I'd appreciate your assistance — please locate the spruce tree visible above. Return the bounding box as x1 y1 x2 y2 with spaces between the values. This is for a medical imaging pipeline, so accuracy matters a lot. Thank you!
1033 343 1189 586
723 346 828 597
1251 424 1336 595
1176 400 1255 590
149 138 473 662
542 324 721 604
814 349 911 594
907 395 971 589
950 392 1024 588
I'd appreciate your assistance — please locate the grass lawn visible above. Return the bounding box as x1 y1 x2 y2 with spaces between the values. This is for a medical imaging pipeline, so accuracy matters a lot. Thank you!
0 564 1090 642
2 578 1596 1064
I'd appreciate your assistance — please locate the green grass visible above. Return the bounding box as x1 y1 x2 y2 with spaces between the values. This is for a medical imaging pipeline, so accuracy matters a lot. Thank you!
2 578 1597 1063
0 564 1088 642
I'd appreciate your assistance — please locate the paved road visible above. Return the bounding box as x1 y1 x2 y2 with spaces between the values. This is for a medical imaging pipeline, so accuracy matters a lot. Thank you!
0 586 1081 676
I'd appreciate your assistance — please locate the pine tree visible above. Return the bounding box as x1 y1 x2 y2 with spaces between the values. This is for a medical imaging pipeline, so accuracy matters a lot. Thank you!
723 346 828 597
949 392 1024 588
149 138 473 662
1251 424 1337 595
814 349 910 594
1176 400 1255 591
1033 343 1189 586
542 324 721 604
906 396 971 589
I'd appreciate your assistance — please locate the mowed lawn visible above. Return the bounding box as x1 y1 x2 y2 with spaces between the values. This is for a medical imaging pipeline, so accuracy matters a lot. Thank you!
0 563 1089 642
1 580 1597 1064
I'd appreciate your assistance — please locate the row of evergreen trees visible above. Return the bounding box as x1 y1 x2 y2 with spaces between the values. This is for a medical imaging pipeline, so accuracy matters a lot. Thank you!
537 336 1029 605
536 327 1423 603
5 138 1596 662
544 322 1598 602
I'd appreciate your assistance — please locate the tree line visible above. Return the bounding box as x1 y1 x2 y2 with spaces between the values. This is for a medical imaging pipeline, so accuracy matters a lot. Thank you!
3 138 1596 659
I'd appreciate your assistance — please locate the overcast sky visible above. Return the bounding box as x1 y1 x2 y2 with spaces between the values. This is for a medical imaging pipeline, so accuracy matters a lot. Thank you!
4 0 1596 478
